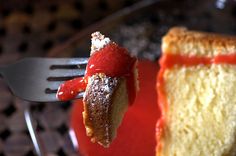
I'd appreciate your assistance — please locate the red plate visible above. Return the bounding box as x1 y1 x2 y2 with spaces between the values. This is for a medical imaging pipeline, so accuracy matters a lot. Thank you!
71 60 160 156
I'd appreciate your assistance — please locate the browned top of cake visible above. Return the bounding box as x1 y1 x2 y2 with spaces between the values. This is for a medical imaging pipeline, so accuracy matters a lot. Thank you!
162 27 236 57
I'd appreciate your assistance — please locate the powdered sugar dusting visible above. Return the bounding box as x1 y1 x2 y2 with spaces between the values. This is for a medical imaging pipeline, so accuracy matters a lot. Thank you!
83 73 119 146
91 32 111 55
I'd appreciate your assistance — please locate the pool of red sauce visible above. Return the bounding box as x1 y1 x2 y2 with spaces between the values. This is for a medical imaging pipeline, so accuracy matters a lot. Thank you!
71 60 160 156
156 53 236 152
57 43 137 105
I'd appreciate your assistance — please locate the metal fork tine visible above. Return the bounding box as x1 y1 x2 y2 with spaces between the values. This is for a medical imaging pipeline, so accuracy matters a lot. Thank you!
48 81 64 90
0 57 88 102
42 93 59 102
49 69 85 78
47 58 88 66
75 92 84 99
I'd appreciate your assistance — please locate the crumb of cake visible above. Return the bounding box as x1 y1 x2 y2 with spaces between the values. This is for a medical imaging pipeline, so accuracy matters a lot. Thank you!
91 32 111 55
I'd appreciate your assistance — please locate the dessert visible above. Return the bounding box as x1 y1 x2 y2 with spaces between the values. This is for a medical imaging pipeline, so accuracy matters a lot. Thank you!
71 60 160 156
83 32 138 147
156 27 236 156
57 32 138 147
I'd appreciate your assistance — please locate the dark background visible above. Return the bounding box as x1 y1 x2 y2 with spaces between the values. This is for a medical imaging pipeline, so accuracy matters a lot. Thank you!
0 0 236 155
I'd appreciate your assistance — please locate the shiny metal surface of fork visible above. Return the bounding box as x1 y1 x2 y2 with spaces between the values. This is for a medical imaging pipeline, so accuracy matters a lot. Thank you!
0 58 87 102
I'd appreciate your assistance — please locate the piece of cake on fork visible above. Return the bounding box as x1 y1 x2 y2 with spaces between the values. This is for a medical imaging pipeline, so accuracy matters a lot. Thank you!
82 32 138 147
57 32 138 147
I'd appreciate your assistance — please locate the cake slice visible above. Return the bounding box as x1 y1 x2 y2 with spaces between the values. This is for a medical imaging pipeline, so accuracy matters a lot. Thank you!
156 27 236 156
82 32 138 147
57 32 138 147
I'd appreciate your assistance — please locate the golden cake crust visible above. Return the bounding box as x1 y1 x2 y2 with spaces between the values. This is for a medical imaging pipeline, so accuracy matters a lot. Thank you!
162 27 236 57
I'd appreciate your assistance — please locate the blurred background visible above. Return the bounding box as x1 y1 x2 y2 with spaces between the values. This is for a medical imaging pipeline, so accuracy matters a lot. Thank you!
0 0 236 155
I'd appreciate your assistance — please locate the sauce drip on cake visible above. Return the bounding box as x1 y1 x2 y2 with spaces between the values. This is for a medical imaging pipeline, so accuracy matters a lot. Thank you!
57 41 137 105
160 53 236 69
86 43 137 105
57 77 86 101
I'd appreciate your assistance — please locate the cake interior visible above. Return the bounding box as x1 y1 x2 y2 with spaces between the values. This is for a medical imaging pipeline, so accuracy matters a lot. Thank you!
110 78 129 142
159 64 236 156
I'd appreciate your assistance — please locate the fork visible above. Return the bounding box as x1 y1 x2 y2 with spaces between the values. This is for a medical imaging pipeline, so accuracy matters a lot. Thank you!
0 58 88 102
